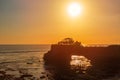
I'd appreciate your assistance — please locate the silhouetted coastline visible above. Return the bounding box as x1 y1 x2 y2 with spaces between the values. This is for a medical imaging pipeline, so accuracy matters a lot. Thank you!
44 38 120 80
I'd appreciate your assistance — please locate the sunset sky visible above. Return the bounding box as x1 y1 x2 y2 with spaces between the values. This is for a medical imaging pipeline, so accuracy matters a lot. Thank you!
0 0 120 44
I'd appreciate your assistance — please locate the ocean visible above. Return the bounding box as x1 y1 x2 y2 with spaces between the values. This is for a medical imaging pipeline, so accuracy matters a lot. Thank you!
0 45 119 80
0 45 51 80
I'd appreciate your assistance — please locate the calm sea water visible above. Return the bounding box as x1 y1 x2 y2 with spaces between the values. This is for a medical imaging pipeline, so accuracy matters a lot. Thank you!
0 45 50 79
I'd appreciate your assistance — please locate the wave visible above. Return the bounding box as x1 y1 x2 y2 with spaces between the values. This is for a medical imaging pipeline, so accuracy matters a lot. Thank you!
0 50 41 53
0 60 18 64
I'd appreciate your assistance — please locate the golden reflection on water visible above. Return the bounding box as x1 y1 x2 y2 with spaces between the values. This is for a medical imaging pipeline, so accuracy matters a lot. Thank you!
70 55 92 72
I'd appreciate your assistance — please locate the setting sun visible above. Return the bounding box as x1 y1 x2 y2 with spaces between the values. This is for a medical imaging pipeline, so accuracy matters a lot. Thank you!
67 2 83 17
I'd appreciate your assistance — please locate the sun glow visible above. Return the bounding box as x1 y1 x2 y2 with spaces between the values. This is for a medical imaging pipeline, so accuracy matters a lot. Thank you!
67 2 83 17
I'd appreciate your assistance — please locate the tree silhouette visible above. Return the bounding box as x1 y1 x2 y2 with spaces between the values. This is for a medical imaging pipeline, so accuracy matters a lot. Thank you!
58 38 74 45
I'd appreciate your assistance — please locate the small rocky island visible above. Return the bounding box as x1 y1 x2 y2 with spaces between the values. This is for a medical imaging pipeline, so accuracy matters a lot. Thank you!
44 38 120 80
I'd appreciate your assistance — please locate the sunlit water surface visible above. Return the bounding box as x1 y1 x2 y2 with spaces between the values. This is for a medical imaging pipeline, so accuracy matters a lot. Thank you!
0 45 119 80
0 45 50 80
70 55 92 73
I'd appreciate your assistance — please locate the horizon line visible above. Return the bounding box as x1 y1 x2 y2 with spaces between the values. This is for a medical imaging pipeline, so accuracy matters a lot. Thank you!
0 43 120 45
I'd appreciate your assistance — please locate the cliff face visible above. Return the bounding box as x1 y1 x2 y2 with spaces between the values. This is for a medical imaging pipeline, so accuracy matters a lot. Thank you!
44 45 120 78
44 44 120 75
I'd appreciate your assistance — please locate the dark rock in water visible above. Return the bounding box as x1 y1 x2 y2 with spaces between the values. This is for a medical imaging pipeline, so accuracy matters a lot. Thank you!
0 71 16 80
0 76 4 80
44 38 120 79
41 72 46 74
38 60 41 62
20 74 33 78
40 75 46 79
26 61 33 64
14 77 23 80
2 75 14 80
0 71 6 75
19 69 28 74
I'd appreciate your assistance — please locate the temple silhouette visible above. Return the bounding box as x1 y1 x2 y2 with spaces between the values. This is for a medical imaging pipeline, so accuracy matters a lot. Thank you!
44 38 120 79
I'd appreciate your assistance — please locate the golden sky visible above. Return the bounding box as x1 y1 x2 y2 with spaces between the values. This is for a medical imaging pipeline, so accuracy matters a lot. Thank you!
0 0 120 44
